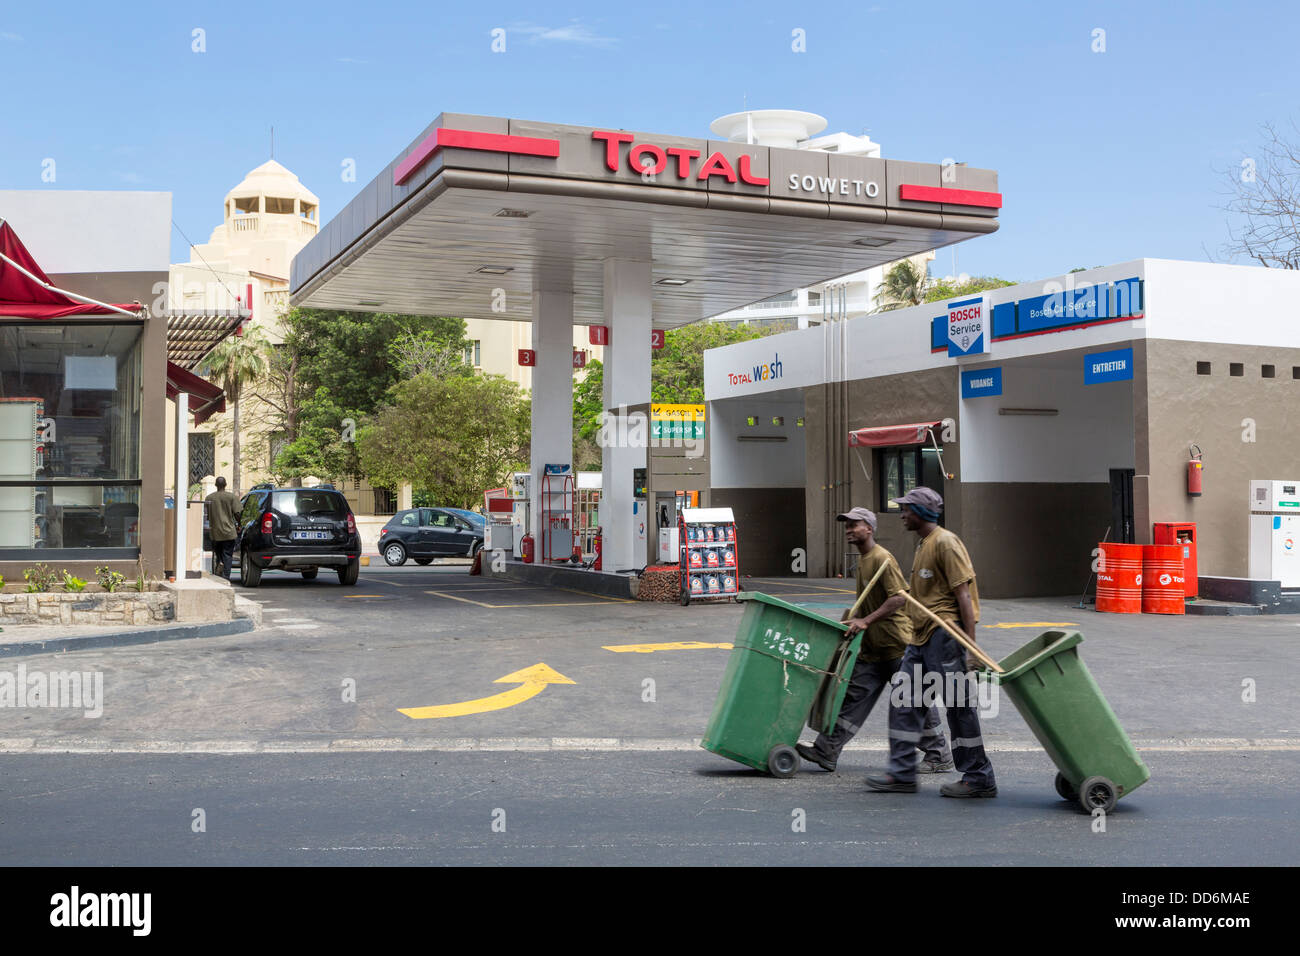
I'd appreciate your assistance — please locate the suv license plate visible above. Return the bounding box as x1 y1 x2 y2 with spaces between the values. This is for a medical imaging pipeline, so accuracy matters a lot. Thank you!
292 531 330 540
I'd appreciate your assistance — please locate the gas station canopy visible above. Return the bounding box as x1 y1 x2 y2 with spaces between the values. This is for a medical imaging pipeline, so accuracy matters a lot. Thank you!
290 113 1000 322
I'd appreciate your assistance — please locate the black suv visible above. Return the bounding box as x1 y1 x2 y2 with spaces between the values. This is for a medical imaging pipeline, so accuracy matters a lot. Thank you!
234 485 361 586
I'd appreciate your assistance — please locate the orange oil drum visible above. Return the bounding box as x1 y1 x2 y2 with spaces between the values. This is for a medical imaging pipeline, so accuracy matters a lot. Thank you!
1096 542 1144 613
1141 544 1186 615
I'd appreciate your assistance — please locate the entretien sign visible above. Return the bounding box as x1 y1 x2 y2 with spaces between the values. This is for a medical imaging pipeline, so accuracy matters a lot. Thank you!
1084 347 1134 384
947 297 987 357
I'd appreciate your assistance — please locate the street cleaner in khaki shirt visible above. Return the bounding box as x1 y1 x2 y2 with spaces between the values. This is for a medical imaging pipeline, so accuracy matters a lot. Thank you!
795 507 953 774
866 487 997 797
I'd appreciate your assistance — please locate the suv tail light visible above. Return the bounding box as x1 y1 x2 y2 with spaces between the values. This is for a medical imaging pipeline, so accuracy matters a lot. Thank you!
346 513 356 535
261 512 274 534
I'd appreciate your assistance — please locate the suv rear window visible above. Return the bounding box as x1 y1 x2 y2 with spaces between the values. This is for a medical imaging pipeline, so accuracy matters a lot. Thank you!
271 490 349 517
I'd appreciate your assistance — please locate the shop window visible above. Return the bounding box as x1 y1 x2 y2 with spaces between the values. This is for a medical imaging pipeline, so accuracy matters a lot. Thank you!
1196 362 1211 375
1229 362 1244 377
771 416 784 427
876 445 946 524
745 416 758 426
1262 364 1275 379
0 322 143 555
796 417 805 427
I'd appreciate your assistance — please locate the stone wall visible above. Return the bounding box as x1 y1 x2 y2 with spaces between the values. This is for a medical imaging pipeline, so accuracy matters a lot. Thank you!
0 592 175 627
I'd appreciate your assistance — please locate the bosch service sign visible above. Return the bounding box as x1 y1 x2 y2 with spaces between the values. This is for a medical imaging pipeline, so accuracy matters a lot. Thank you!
946 297 987 357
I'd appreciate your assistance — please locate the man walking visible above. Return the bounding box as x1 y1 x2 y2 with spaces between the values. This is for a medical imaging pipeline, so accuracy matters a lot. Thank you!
866 487 997 798
205 476 240 581
796 507 953 774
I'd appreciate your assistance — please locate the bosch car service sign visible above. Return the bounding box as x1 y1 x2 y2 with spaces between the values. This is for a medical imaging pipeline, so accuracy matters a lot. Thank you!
947 297 987 357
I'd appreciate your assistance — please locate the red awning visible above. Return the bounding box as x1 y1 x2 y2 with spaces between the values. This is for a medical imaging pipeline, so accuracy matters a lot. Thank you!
165 361 226 426
0 219 142 319
848 421 941 447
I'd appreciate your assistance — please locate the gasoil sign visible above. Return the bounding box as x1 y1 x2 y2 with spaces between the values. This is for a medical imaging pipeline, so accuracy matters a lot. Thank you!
651 404 706 440
947 297 987 357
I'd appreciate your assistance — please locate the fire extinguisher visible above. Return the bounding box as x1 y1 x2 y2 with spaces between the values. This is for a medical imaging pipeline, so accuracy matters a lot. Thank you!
1187 443 1203 497
521 533 535 564
593 528 602 571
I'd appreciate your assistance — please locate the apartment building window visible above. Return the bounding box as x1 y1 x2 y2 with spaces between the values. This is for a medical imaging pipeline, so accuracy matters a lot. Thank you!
464 340 482 367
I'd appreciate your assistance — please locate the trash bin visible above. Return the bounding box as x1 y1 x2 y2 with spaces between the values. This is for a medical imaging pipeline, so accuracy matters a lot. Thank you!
1153 521 1198 597
995 629 1150 813
701 592 859 777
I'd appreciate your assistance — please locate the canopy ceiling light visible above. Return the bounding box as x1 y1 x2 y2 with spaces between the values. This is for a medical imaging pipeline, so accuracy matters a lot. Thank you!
655 277 691 286
999 407 1059 416
474 265 513 275
853 237 895 247
494 208 533 218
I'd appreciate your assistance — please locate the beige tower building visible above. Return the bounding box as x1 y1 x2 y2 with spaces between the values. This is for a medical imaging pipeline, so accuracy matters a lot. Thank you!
165 160 320 498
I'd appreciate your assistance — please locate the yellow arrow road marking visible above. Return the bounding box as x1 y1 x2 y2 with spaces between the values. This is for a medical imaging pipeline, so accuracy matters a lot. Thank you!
603 641 734 653
984 622 1079 629
398 663 575 719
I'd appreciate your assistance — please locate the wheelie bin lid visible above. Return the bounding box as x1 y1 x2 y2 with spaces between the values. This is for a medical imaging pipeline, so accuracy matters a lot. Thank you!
735 591 849 632
994 629 1084 684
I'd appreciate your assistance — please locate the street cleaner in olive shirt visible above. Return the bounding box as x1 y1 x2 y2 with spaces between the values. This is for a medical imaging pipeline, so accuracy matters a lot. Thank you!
795 507 953 773
866 487 997 798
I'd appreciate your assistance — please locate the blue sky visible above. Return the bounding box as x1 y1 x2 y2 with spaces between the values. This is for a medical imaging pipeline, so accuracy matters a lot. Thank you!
2 0 1297 282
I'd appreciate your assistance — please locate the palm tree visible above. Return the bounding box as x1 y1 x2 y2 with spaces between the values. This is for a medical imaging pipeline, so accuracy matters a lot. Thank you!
202 327 271 494
872 259 931 312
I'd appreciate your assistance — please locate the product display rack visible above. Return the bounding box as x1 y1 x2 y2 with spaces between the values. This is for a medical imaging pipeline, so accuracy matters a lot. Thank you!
540 464 574 563
677 506 741 606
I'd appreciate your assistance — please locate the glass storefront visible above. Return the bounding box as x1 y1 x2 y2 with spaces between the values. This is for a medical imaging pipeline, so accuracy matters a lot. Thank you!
0 322 143 555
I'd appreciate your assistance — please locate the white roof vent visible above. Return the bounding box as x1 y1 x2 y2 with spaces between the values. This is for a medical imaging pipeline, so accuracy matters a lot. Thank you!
709 110 829 148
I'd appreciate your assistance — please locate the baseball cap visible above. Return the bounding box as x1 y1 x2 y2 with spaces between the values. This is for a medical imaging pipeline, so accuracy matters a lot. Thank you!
890 487 944 512
836 507 877 530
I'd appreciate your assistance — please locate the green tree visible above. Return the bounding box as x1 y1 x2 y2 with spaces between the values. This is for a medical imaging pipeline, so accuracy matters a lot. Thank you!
200 326 271 494
269 308 470 483
357 372 530 508
872 259 931 311
923 275 1017 303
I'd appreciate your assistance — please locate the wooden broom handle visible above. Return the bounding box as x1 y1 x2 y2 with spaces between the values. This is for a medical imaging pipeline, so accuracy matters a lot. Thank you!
844 559 890 623
901 591 1004 674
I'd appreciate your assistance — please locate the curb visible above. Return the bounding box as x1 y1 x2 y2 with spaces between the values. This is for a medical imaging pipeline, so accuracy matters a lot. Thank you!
0 618 257 659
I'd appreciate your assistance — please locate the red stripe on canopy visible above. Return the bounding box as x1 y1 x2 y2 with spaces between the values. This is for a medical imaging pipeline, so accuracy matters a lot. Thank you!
165 361 226 426
848 421 941 447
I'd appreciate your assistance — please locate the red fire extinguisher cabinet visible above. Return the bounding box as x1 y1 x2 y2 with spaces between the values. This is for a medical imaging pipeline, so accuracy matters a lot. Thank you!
1153 522 1197 598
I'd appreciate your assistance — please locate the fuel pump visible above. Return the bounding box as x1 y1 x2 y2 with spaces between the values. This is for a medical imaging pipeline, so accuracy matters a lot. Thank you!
633 467 648 563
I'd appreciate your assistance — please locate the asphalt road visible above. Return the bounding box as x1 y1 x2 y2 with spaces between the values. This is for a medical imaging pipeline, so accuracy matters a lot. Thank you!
2 749 1293 866
1 565 1296 865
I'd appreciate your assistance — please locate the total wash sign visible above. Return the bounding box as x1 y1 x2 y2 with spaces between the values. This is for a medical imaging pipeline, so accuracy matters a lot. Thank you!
727 353 783 386
947 297 987 357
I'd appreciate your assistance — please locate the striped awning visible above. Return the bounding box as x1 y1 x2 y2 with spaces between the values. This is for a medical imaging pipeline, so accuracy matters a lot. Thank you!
165 309 249 370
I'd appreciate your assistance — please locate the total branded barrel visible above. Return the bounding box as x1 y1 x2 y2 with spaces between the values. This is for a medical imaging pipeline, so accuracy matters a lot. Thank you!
1141 544 1186 615
1096 542 1143 614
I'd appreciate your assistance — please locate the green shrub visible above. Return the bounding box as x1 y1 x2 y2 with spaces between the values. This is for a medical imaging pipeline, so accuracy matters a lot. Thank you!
61 571 88 592
95 565 126 593
24 563 58 592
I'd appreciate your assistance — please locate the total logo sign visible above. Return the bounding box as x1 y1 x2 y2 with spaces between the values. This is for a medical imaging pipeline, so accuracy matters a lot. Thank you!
727 353 784 386
1286 538 1295 552
593 131 769 185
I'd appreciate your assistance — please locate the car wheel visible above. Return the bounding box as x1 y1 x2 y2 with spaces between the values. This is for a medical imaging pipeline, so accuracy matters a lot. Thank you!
240 550 262 587
414 558 433 566
301 568 318 580
470 540 483 558
383 542 407 566
338 557 359 585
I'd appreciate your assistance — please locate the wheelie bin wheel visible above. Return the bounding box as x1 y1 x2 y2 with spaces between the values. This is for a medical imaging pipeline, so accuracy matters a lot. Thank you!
1078 775 1118 814
1054 772 1079 802
767 745 799 778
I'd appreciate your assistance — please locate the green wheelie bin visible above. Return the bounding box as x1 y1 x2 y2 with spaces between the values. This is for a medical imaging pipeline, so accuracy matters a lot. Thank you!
701 592 862 777
995 629 1150 813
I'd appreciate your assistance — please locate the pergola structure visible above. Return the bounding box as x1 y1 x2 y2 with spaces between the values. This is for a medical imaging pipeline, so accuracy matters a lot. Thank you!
291 112 1001 572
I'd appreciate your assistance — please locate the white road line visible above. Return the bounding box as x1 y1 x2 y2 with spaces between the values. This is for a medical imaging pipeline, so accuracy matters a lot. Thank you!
270 623 319 630
265 617 312 623
0 737 1296 755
